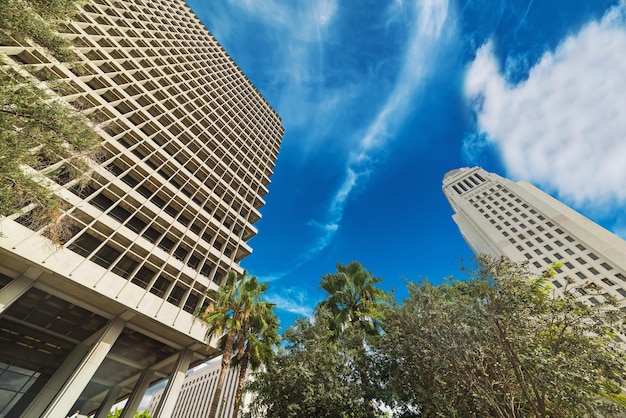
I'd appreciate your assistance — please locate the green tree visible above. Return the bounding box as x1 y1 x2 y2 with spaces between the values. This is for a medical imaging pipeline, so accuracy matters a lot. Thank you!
382 256 626 417
106 407 152 418
318 261 389 416
1 0 100 243
231 300 280 418
244 308 374 418
0 0 82 61
198 270 270 418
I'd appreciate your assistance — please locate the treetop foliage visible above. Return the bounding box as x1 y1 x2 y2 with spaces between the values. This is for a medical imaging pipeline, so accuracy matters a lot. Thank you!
245 256 626 418
0 0 84 61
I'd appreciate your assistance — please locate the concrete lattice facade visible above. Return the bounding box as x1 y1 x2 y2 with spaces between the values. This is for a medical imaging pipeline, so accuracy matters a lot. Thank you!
443 167 626 312
146 359 246 418
0 0 283 417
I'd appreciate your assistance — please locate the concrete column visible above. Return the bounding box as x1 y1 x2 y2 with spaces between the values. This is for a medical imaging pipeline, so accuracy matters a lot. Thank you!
0 267 41 313
153 349 192 418
93 385 123 418
120 368 155 418
40 315 129 418
19 342 90 418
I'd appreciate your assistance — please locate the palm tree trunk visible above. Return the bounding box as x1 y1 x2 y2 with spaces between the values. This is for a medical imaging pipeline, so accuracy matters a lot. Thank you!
208 332 234 418
231 344 251 418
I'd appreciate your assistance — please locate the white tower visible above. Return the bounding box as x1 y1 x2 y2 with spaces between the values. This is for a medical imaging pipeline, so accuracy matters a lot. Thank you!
443 167 626 307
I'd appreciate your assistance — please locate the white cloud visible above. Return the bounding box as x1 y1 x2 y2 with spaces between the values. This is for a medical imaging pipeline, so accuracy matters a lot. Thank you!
306 0 453 256
266 287 315 318
464 5 626 208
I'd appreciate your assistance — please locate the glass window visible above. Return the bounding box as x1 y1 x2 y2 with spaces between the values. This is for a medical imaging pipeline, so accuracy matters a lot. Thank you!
601 262 613 271
601 278 615 286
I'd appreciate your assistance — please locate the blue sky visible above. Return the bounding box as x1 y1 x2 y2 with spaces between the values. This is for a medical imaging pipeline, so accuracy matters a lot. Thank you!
186 0 626 328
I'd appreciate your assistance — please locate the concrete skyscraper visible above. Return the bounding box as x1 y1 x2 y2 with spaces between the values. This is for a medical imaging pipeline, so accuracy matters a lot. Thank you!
443 167 626 307
0 0 283 417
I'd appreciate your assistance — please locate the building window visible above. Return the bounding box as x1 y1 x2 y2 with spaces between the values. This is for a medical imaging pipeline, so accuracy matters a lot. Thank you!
132 266 156 289
576 257 587 265
575 272 587 280
565 236 574 242
588 253 599 260
601 278 615 286
601 262 614 271
576 244 586 251
565 249 574 255
564 262 574 269
616 273 626 282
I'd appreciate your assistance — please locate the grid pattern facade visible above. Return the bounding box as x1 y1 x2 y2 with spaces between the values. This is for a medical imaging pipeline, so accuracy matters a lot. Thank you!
0 0 283 415
147 361 241 418
2 0 283 315
443 167 626 306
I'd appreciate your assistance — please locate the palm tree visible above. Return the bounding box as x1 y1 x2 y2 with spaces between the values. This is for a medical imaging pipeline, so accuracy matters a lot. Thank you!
319 261 387 333
229 301 280 418
318 261 388 416
199 270 267 418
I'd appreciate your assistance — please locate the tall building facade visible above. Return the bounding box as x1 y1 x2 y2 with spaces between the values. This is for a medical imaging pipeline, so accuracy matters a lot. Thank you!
443 167 626 307
146 358 248 418
0 1 283 417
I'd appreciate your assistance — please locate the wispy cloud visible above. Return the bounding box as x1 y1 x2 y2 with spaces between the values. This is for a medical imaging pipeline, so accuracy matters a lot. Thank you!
266 287 316 318
305 0 453 257
464 5 626 213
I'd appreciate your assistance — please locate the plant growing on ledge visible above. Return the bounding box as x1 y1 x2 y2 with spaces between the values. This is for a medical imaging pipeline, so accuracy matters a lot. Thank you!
0 0 101 244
